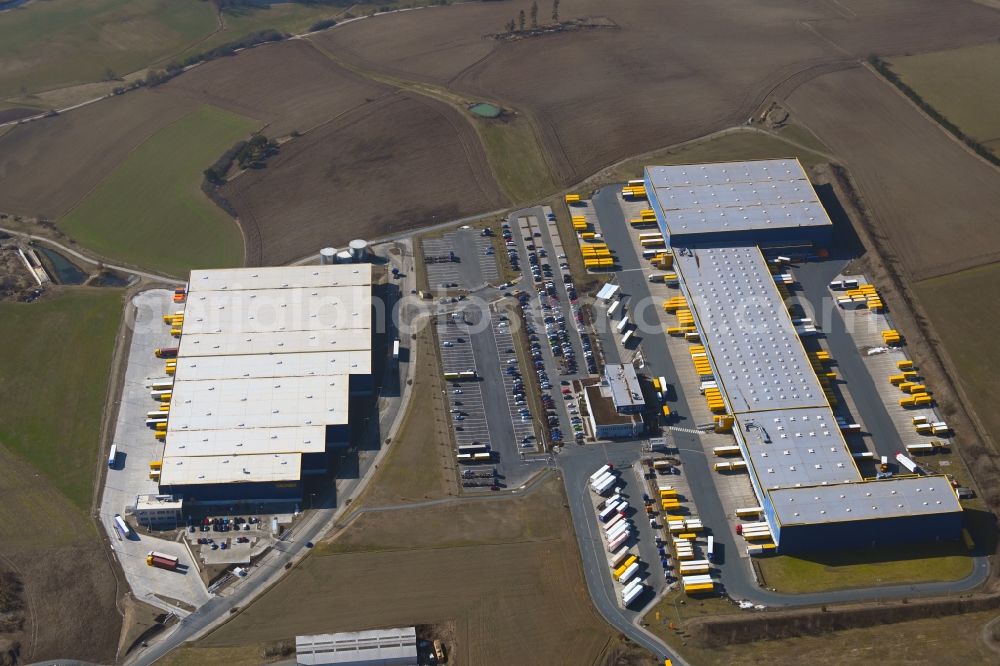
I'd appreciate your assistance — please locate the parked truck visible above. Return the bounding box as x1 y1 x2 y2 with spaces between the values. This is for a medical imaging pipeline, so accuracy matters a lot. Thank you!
154 347 178 358
146 551 179 571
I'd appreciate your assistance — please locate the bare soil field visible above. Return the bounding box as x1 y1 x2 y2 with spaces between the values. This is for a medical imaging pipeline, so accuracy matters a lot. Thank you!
784 66 1000 281
0 90 197 218
162 40 394 137
317 0 1000 187
223 92 507 265
803 0 1000 59
200 477 615 665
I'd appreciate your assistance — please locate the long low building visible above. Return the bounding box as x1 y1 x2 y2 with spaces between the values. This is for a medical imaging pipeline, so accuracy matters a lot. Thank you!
158 264 373 504
643 159 962 553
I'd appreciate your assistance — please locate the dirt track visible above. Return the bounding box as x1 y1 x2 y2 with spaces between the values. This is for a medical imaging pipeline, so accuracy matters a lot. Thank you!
223 91 507 266
784 66 1000 280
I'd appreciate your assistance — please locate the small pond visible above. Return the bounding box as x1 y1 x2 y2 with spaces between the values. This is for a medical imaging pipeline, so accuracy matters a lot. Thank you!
36 246 88 285
469 102 502 118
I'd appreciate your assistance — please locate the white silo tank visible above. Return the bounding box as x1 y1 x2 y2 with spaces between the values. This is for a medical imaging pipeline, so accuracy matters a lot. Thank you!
320 247 336 265
335 250 353 264
349 238 369 262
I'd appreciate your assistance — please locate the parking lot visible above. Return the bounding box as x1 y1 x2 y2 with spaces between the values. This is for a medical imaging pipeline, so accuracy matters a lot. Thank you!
504 207 598 448
422 228 499 290
437 306 540 489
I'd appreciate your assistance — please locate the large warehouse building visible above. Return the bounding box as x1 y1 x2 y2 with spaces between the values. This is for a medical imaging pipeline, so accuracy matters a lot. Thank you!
157 265 373 505
644 159 962 553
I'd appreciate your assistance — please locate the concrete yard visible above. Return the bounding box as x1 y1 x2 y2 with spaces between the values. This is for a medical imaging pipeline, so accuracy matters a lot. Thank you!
99 289 212 614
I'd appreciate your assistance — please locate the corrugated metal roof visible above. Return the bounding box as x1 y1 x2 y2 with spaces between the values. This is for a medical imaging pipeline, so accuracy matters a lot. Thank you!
645 159 832 236
674 245 826 414
296 627 417 666
770 476 962 525
174 350 371 381
164 425 327 458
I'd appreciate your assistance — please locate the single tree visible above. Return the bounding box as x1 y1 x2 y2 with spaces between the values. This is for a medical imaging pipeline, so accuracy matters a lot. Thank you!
552 0 560 22
530 0 538 28
518 9 525 31
506 18 516 33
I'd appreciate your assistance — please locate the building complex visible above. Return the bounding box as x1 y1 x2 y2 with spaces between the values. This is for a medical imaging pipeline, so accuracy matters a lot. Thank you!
157 265 373 505
643 159 962 552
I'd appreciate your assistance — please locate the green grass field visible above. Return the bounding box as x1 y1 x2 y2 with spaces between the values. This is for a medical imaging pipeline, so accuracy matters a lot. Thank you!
0 0 363 100
0 289 122 510
0 0 215 99
59 105 257 276
756 542 974 594
914 261 1000 449
890 43 1000 155
479 117 555 203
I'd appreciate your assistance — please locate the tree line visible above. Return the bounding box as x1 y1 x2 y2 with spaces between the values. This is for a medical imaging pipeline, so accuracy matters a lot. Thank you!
504 0 558 34
868 55 1000 169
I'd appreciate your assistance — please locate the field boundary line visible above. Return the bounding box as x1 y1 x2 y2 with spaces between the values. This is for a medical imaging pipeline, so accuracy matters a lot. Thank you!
863 61 1000 173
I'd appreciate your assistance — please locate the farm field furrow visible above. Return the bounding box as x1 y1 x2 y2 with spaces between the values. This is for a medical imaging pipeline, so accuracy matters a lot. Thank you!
0 90 198 218
58 104 257 276
222 92 507 266
785 66 1000 281
162 39 394 137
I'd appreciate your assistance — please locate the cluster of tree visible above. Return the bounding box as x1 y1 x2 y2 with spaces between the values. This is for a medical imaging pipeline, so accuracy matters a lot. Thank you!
207 0 353 10
203 134 279 187
504 0 558 34
309 18 338 32
868 55 1000 169
145 29 286 87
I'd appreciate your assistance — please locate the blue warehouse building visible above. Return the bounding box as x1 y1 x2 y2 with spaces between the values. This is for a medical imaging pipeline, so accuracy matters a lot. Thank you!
157 265 373 505
649 159 962 554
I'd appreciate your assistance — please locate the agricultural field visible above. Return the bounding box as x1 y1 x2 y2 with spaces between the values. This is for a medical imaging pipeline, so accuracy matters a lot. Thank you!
222 92 507 266
889 43 1000 156
647 602 1000 666
163 39 393 137
0 0 214 99
785 66 1000 281
0 289 123 662
59 105 257 276
914 262 1000 450
0 0 360 102
0 90 198 218
198 476 618 665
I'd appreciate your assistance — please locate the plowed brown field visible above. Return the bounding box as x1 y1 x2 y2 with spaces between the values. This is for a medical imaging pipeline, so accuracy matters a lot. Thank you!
223 92 507 265
784 66 1000 280
163 40 393 137
0 90 196 218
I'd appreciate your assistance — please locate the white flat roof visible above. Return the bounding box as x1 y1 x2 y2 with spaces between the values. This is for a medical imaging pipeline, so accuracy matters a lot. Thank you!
605 363 645 410
164 425 327 458
174 351 372 381
188 265 372 292
168 375 350 430
181 285 372 335
162 265 372 489
296 627 417 666
178 329 371 357
159 453 302 485
645 159 832 236
674 245 826 414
